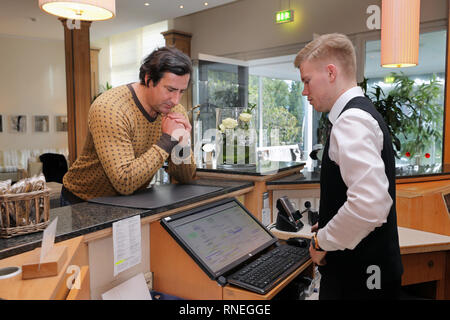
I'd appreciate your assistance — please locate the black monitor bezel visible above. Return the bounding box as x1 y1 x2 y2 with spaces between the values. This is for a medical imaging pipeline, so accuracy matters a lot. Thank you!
160 197 278 281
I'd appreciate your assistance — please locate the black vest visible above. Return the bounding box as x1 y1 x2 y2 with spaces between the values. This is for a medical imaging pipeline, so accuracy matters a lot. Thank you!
318 96 403 284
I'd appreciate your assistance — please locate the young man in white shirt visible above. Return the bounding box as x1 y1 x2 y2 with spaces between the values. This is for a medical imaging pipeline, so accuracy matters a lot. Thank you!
295 33 403 299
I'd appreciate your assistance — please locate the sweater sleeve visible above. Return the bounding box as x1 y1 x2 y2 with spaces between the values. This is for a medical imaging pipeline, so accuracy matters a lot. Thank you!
166 105 197 183
88 103 170 195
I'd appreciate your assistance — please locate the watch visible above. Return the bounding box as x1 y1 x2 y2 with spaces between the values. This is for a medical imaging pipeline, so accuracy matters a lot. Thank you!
312 233 324 251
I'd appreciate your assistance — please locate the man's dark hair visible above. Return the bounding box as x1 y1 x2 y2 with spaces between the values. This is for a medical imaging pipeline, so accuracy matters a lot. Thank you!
139 46 192 87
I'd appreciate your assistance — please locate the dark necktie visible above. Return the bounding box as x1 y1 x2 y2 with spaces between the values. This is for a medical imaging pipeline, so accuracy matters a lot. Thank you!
325 118 333 141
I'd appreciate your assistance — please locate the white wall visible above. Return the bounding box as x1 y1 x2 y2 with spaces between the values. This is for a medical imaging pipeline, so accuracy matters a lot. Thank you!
0 35 68 151
172 0 447 60
91 37 111 92
91 20 168 89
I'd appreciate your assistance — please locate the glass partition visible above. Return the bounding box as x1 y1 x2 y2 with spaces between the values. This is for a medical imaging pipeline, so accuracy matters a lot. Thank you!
364 29 447 175
193 26 448 177
192 56 253 166
192 55 309 167
193 58 249 139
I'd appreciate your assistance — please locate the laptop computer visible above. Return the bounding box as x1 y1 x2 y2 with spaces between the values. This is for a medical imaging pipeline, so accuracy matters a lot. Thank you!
160 197 310 294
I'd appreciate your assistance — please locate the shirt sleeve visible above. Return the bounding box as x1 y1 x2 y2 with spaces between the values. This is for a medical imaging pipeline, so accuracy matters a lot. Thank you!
88 103 170 195
317 108 393 251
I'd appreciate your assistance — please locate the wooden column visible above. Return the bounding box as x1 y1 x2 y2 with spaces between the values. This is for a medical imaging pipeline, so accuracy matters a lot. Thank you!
161 29 193 114
90 48 100 100
60 18 92 165
161 29 192 57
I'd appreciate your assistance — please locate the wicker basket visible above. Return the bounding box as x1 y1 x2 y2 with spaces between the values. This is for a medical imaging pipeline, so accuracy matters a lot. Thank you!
0 188 50 238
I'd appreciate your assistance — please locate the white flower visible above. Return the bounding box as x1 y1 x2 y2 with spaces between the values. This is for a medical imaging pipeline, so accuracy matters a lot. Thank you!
239 112 252 123
221 117 238 129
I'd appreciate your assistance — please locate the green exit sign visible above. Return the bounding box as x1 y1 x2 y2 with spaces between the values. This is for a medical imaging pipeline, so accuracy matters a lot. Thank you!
276 10 294 24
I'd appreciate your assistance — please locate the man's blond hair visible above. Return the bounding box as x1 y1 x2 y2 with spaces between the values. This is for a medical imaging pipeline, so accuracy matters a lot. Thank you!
294 33 356 79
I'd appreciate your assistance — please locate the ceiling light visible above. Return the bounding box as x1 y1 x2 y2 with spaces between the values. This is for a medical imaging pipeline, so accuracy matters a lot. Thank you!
144 2 150 6
38 0 116 21
381 0 420 68
204 2 209 5
179 5 184 9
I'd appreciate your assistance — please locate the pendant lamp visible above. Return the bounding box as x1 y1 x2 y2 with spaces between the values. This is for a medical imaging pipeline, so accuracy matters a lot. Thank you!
381 0 420 68
38 0 115 21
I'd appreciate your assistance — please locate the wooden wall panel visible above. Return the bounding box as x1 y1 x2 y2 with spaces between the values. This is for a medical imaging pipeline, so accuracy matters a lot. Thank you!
162 30 193 115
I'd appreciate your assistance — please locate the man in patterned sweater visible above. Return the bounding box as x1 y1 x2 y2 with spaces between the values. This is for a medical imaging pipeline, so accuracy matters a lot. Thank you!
61 47 196 204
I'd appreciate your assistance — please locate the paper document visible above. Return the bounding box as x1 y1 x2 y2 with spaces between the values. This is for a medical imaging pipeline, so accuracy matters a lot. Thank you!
102 272 151 300
40 217 58 264
113 215 141 276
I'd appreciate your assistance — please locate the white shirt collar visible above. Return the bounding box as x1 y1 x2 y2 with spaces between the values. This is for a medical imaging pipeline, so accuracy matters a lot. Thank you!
328 86 364 125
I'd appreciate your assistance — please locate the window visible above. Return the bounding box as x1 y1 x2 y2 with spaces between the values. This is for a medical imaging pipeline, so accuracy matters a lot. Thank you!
248 55 311 161
364 29 446 171
193 58 249 141
192 54 312 164
109 21 168 87
249 76 305 146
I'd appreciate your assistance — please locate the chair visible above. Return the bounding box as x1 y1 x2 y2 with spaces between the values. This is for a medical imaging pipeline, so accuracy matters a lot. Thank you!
39 153 68 183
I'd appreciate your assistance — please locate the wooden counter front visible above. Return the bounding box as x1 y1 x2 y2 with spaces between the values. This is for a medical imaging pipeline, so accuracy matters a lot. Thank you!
396 179 450 236
196 164 304 222
0 236 89 300
150 221 312 300
150 221 223 299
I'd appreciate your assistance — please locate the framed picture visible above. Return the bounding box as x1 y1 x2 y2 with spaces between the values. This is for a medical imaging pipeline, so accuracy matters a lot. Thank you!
10 115 27 133
0 115 2 132
55 115 68 132
34 115 49 132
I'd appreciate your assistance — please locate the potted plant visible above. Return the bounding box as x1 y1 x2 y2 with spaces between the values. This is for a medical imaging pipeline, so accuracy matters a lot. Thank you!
360 73 443 163
317 73 443 164
92 81 113 102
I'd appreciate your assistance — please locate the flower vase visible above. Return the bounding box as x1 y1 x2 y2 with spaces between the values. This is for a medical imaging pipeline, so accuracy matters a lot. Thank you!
237 128 251 164
221 130 250 165
216 106 255 166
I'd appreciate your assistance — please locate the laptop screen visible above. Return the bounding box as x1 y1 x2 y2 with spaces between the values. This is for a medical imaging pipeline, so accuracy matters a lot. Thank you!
161 198 277 279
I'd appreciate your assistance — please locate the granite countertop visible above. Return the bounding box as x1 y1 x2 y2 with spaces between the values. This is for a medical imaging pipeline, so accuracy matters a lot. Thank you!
266 170 320 185
196 161 305 176
267 165 450 186
395 164 450 179
0 179 253 260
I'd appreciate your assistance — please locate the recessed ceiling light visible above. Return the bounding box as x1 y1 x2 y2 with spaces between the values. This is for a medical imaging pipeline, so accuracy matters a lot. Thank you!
179 5 184 9
144 2 150 6
204 2 209 5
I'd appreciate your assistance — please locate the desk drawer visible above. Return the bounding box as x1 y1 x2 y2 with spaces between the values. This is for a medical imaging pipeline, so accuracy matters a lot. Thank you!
401 251 445 286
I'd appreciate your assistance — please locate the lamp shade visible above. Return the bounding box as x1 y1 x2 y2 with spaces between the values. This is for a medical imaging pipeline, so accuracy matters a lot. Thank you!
381 0 420 68
39 0 115 21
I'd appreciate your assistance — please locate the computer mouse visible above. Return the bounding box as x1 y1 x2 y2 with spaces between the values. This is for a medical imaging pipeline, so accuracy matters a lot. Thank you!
286 237 309 248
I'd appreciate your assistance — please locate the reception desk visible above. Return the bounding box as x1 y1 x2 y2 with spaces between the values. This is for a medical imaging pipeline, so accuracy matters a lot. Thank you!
196 161 305 223
0 178 255 300
2 166 449 300
266 168 450 229
150 219 312 300
272 226 450 300
267 168 450 299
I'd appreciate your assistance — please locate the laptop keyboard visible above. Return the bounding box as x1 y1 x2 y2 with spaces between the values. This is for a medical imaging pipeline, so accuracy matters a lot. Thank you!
227 244 310 294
